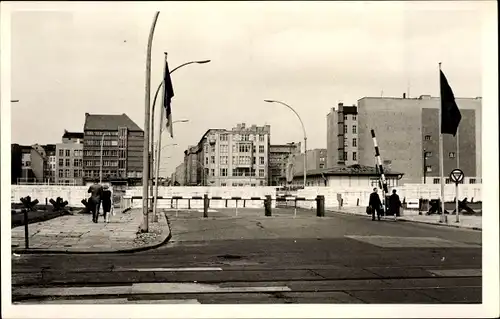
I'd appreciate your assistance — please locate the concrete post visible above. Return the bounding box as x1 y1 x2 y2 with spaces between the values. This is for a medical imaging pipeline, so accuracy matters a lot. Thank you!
203 194 209 218
316 195 325 217
265 195 272 217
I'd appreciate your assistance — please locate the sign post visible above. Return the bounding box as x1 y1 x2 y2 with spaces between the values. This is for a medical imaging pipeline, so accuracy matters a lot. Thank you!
449 168 464 223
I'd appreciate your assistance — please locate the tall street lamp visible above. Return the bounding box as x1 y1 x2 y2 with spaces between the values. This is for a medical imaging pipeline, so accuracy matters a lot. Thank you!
149 56 210 173
264 99 308 188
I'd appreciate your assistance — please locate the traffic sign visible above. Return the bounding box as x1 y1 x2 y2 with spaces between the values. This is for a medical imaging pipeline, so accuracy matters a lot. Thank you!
449 168 464 184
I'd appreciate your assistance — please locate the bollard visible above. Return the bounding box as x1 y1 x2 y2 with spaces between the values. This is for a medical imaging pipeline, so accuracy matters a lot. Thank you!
316 195 325 217
243 199 246 208
203 194 209 218
357 198 359 206
175 199 179 217
235 200 238 216
188 199 191 210
265 195 272 217
45 198 48 206
24 209 29 249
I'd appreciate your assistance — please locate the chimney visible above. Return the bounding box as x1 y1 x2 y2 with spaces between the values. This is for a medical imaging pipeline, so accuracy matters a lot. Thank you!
403 93 406 99
338 102 343 107
85 113 90 117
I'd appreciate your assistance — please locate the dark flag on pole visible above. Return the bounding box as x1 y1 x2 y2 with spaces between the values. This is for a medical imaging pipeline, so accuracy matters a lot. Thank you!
163 60 175 138
440 70 461 136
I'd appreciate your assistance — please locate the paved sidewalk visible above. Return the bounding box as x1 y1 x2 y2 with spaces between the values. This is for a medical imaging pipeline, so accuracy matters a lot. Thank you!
11 208 170 253
329 207 482 230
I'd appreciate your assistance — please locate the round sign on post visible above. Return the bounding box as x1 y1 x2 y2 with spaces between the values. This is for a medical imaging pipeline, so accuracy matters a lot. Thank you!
449 168 465 184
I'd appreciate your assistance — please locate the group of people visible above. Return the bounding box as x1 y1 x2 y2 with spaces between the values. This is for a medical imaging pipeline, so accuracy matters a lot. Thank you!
368 187 402 221
87 182 113 223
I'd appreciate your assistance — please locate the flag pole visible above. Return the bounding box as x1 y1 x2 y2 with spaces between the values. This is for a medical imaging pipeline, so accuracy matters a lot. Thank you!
153 52 168 221
438 62 446 223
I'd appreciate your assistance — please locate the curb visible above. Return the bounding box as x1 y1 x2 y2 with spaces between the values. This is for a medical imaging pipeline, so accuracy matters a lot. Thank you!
12 212 172 255
327 209 482 231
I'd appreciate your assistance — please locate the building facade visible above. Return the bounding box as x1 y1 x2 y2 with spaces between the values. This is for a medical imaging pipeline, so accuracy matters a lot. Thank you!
56 132 84 185
44 144 56 184
292 148 328 175
83 113 144 184
326 103 359 167
269 142 301 186
357 95 482 184
183 123 271 187
173 162 186 186
12 144 56 184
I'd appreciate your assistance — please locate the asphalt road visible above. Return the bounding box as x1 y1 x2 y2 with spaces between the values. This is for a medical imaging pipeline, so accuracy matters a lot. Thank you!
11 208 482 304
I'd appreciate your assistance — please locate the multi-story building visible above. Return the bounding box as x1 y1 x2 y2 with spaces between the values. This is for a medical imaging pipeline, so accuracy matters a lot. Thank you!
326 103 359 167
56 132 84 185
83 113 144 184
43 144 56 184
12 144 56 184
357 95 482 184
292 148 328 177
269 142 301 186
173 162 186 186
183 123 271 187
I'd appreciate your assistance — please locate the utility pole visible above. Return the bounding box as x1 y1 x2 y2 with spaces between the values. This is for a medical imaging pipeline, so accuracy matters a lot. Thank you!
141 11 160 233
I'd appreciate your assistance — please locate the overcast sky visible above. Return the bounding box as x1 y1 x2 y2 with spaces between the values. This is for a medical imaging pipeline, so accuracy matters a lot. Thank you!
8 1 491 176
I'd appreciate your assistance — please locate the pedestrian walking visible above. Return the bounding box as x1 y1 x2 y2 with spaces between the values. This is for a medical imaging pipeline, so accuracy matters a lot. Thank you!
101 185 112 223
389 189 402 217
88 182 103 223
369 187 383 221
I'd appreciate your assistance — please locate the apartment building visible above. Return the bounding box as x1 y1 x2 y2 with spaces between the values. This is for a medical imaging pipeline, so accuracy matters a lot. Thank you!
269 142 301 186
11 144 56 184
83 113 144 184
173 162 186 186
184 123 271 187
55 132 84 185
44 144 56 183
292 148 328 177
326 103 359 167
357 95 482 184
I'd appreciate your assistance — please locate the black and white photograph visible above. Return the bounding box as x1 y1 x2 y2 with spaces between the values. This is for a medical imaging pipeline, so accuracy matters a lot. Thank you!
1 1 498 318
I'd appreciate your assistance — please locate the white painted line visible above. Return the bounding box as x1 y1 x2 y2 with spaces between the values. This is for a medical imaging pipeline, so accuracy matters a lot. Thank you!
428 269 482 277
132 267 223 272
13 283 291 297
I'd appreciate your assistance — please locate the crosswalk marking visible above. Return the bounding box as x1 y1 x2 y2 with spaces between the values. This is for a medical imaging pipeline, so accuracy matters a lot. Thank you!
13 282 291 297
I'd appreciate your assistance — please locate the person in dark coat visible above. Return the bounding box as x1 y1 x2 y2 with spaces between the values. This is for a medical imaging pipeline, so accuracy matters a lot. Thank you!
369 188 383 221
101 185 112 223
389 189 402 217
88 182 103 223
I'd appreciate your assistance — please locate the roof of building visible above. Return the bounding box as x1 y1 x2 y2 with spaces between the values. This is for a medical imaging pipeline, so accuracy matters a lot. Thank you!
43 144 56 152
342 106 358 115
290 164 404 178
62 130 84 139
84 113 142 131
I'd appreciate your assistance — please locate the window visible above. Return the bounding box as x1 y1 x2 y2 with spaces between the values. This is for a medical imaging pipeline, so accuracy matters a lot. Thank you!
232 156 237 164
353 152 357 161
239 144 251 153
259 169 265 177
210 169 215 176
221 183 227 186
424 151 432 158
111 140 118 146
58 169 63 178
259 135 264 142
344 151 348 161
433 178 440 184
425 135 431 141
65 169 70 178
353 115 357 121
59 149 64 157
74 159 80 167
352 138 357 147
259 145 264 153
220 134 228 141
220 168 228 176
449 152 456 158
352 125 357 134
260 157 265 165
426 165 432 172
73 150 78 157
344 125 347 134
260 181 264 186
65 150 70 157
205 157 209 165
220 156 228 165
59 159 64 166
470 178 476 184
65 159 70 167
344 115 348 120
219 145 228 153
319 163 325 168
211 156 215 164
241 134 249 141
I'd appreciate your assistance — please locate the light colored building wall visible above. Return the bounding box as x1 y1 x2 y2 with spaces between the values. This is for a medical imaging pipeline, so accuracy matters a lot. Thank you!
326 108 339 168
56 142 83 185
292 148 327 174
357 96 481 184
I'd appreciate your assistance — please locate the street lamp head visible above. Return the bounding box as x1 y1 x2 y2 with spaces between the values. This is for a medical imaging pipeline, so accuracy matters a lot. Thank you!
177 119 189 123
196 60 211 64
264 99 275 103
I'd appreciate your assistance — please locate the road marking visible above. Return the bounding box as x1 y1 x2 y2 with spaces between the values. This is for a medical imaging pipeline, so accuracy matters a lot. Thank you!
346 235 480 248
428 269 482 277
131 267 223 272
13 283 291 297
17 298 201 304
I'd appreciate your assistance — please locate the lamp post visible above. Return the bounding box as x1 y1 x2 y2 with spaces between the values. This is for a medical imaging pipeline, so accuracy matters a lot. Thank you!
149 58 210 176
141 11 160 233
264 99 308 188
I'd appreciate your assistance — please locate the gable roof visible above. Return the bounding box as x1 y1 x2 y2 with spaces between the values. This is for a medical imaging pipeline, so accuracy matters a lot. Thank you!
84 113 142 131
62 130 84 139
